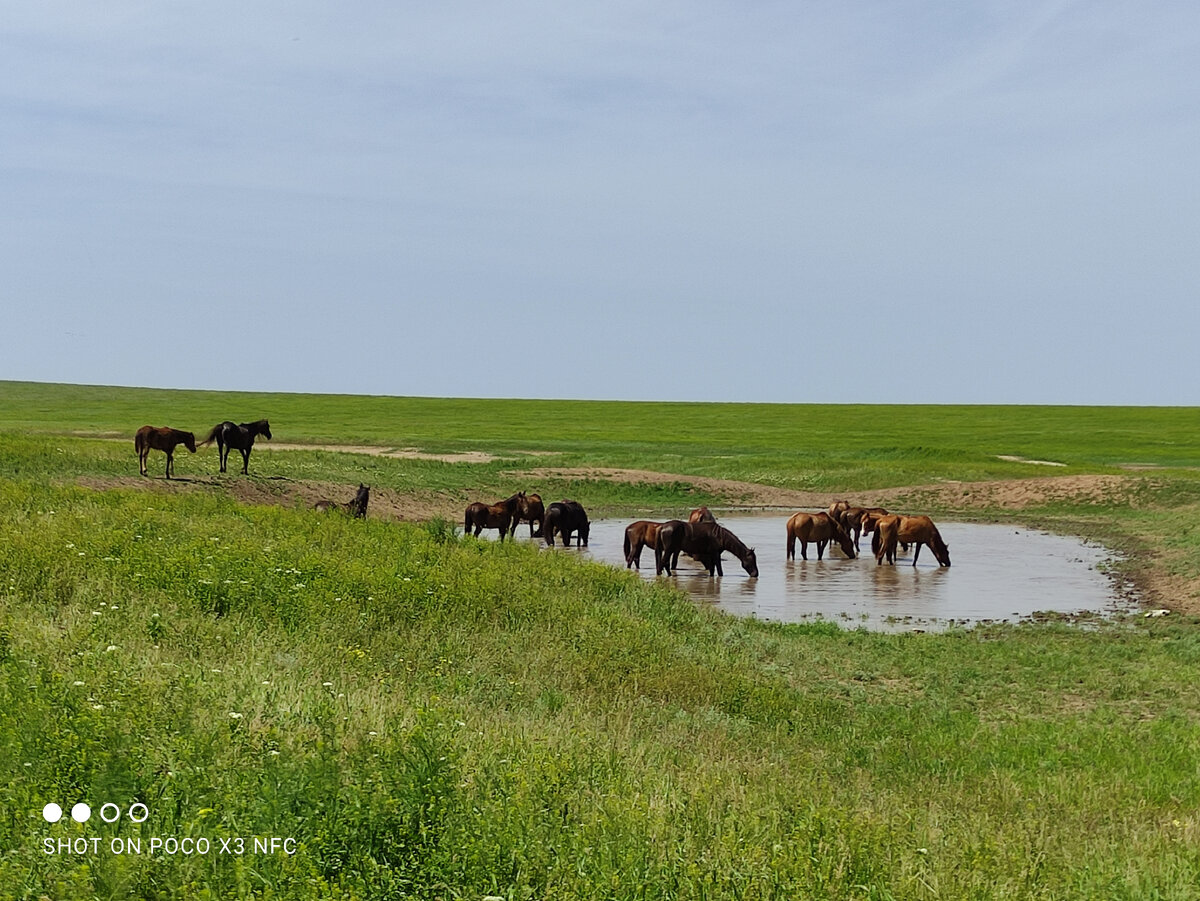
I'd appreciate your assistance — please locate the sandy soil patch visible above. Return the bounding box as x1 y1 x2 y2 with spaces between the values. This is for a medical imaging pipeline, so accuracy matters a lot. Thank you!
260 443 500 464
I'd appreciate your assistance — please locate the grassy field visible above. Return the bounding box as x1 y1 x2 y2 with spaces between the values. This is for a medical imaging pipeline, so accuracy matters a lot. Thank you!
3 381 1200 899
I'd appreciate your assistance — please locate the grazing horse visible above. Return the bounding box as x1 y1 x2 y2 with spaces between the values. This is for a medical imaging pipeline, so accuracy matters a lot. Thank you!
199 420 272 474
786 511 856 561
513 492 545 538
623 520 665 569
314 484 370 518
655 521 758 577
543 500 590 547
875 514 951 567
688 506 716 523
464 492 524 540
134 425 196 479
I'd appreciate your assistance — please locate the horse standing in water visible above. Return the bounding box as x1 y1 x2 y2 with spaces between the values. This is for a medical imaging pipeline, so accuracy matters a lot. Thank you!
134 426 196 479
623 520 665 569
688 506 716 523
314 484 370 518
785 511 856 561
199 420 272 474
513 493 545 538
464 492 524 540
875 514 951 567
655 521 758 577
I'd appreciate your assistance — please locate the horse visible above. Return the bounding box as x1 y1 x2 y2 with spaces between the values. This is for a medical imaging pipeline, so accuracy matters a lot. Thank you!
513 493 545 538
837 506 889 552
134 425 196 479
875 514 951 567
199 420 272 474
655 521 758 578
314 484 370 518
688 506 716 523
785 511 856 561
543 500 590 547
464 492 524 541
623 520 664 569
827 500 851 521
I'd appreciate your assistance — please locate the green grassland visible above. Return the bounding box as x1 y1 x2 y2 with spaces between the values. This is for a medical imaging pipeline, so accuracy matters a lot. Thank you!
3 381 1200 899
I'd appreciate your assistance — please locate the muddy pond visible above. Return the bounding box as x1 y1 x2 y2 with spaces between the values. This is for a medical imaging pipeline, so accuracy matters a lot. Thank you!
542 514 1131 631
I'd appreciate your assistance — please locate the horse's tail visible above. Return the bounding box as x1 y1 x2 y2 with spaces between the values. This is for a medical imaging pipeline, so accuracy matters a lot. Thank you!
623 528 632 561
198 424 222 447
134 431 144 453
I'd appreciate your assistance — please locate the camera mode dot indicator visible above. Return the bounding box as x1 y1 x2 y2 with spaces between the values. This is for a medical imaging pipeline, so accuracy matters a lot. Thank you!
71 803 91 823
42 803 63 823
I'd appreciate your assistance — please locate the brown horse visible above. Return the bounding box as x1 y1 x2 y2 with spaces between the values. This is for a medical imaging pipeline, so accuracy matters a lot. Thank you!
314 484 370 518
875 514 951 567
827 500 851 521
688 506 716 523
655 521 758 577
464 492 524 540
199 419 272 474
623 521 664 569
786 511 856 561
543 500 590 547
135 425 197 479
513 492 545 538
838 506 889 552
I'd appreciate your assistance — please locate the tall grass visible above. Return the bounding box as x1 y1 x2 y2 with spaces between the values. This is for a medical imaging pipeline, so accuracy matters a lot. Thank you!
3 481 1200 898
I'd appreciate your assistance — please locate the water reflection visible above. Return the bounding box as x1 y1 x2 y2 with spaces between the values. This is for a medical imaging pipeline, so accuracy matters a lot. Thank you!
560 514 1128 631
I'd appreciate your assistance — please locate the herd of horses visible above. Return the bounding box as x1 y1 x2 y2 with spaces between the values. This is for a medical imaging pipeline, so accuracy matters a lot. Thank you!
134 422 948 571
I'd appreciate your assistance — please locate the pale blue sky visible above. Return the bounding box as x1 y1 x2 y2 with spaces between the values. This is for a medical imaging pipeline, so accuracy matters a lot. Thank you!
3 2 1197 404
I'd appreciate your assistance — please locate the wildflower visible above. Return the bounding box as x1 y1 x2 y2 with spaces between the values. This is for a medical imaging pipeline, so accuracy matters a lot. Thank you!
106 645 118 652
92 704 104 710
229 712 243 719
322 682 333 687
73 681 84 686
262 680 271 686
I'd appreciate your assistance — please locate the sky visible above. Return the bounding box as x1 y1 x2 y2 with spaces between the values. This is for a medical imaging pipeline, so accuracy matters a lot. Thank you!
2 1 1198 405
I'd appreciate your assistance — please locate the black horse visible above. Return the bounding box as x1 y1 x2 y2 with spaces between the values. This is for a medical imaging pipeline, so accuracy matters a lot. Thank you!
655 520 758 577
199 419 272 474
542 500 590 547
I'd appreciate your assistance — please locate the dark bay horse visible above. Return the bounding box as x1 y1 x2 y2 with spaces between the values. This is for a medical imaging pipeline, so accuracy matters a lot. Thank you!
786 511 856 561
875 514 951 567
655 521 758 577
314 484 370 518
837 506 889 552
688 506 716 524
464 492 524 540
543 500 590 547
623 520 664 569
514 493 545 538
134 425 196 479
199 420 272 474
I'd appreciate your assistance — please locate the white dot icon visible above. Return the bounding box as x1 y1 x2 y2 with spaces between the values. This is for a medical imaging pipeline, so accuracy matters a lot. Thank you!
71 803 91 823
42 803 63 823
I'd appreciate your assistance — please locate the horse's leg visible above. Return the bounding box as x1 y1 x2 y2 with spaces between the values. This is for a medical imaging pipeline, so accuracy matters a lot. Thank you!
218 440 227 473
240 448 250 475
800 541 808 561
165 449 173 479
817 539 827 561
715 556 723 577
786 530 795 561
912 543 922 566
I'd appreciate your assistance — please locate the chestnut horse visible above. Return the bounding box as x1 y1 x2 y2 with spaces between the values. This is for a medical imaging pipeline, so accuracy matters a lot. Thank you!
623 520 664 569
838 506 889 552
464 492 524 540
875 514 951 567
513 493 545 538
135 425 196 479
786 511 856 561
199 419 272 474
688 506 716 523
314 484 370 518
655 521 758 577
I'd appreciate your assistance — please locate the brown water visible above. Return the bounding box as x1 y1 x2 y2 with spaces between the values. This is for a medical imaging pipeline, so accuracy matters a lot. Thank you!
545 515 1130 631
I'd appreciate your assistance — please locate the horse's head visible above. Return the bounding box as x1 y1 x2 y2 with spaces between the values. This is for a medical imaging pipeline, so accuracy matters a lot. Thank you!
183 432 197 453
261 420 272 440
742 548 759 578
833 521 856 559
934 539 951 567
